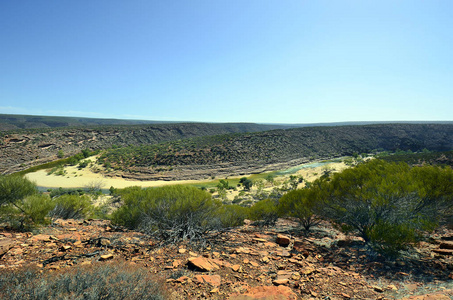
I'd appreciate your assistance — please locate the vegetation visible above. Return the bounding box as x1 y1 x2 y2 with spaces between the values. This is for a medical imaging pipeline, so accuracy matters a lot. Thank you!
97 124 453 177
0 262 167 300
111 185 242 245
317 160 453 256
49 194 93 220
248 199 279 227
278 188 322 231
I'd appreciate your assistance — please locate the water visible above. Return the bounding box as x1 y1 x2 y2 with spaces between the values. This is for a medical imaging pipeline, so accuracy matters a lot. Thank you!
275 158 343 175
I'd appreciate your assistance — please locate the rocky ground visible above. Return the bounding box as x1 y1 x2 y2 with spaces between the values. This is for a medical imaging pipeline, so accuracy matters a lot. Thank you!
2 219 453 299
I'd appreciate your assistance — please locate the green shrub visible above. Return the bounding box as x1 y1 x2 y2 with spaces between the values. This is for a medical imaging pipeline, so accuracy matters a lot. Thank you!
249 199 279 227
112 186 224 244
278 188 322 231
78 160 90 169
0 262 167 300
49 187 85 198
0 176 45 230
320 160 452 257
218 205 249 228
49 194 93 220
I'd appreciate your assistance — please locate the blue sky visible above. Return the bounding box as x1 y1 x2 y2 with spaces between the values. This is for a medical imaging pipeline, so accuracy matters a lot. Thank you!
1 1 452 123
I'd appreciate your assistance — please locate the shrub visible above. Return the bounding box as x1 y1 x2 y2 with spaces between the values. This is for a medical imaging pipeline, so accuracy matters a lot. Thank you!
49 187 85 198
0 176 46 230
278 188 322 231
249 199 279 227
78 160 90 169
49 194 93 220
111 186 224 245
218 205 249 228
320 160 452 257
0 262 167 299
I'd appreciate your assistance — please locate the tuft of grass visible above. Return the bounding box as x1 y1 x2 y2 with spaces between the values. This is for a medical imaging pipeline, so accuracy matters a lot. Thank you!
0 262 168 300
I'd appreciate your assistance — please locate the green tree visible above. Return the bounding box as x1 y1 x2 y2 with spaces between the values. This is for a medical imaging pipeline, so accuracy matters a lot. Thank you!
239 177 253 191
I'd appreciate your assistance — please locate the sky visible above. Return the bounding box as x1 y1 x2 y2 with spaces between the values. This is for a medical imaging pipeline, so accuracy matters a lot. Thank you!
0 1 452 124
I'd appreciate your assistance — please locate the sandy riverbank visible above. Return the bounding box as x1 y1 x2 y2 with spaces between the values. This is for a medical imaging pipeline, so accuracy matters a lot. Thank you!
24 157 349 191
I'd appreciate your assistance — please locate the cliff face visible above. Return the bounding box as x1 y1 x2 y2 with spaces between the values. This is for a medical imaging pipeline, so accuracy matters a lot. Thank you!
99 123 453 180
0 123 284 174
2 123 452 177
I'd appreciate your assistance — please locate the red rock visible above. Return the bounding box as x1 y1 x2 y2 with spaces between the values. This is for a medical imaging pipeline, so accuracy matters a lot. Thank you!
176 276 190 283
272 278 289 285
188 256 219 272
194 274 221 286
30 234 51 243
229 285 298 300
0 239 14 256
232 264 242 272
276 234 291 247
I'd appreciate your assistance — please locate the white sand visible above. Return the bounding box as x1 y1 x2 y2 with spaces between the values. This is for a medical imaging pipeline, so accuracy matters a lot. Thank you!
25 157 350 191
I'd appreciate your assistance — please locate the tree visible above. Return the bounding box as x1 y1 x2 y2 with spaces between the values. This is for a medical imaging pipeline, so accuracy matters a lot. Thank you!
240 177 253 191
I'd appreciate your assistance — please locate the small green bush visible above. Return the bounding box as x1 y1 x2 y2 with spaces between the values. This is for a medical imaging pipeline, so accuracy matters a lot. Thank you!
0 176 48 230
218 205 249 228
278 188 322 231
0 262 167 300
112 186 225 244
249 199 279 227
49 194 93 220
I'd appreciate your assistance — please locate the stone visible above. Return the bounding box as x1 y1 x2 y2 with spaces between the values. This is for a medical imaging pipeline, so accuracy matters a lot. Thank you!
194 275 221 286
373 285 384 293
0 239 14 256
100 253 114 261
30 234 51 243
232 264 242 272
272 278 289 285
188 256 218 272
229 285 298 300
276 234 291 247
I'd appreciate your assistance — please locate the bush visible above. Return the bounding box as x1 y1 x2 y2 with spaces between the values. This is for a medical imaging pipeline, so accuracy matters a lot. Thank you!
0 176 46 230
278 188 322 231
320 160 452 257
218 205 249 228
249 199 279 227
49 187 85 198
112 186 225 245
49 194 93 220
0 262 167 300
1 194 54 230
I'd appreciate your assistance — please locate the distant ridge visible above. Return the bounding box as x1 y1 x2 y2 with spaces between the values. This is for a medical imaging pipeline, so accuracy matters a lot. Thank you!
0 114 174 131
1 113 451 131
264 120 453 128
